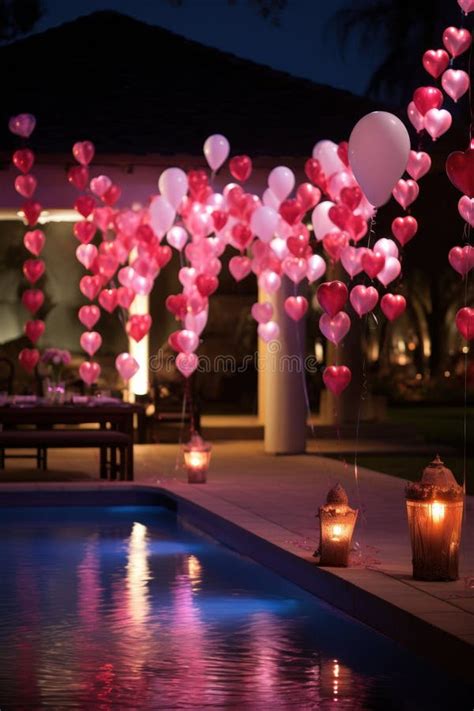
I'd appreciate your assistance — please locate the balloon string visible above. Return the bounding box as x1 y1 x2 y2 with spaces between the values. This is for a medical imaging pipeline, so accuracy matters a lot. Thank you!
175 378 188 475
292 281 315 439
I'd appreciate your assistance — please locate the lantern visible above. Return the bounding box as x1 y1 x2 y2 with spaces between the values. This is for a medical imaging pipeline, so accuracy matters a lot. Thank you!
406 455 464 581
183 432 212 483
317 484 358 567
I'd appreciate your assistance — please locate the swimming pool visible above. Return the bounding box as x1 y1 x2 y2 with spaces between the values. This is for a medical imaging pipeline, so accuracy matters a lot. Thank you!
0 505 470 710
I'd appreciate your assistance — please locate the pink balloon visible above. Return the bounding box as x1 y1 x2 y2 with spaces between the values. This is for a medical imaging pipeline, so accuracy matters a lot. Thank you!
166 225 188 251
258 270 281 295
392 179 419 209
229 255 252 282
79 360 101 385
179 267 197 291
448 245 474 276
159 168 188 209
348 111 410 207
458 0 474 12
327 170 356 201
76 244 98 270
424 108 452 140
203 134 230 171
406 151 431 180
380 294 406 321
23 230 45 256
78 305 100 330
407 101 425 132
268 166 295 201
251 302 273 324
341 245 365 278
90 175 112 197
319 312 351 345
284 296 308 321
263 188 280 209
323 365 352 396
441 69 470 102
458 196 474 227
311 201 336 241
115 209 141 237
149 195 176 238
377 256 401 287
176 352 199 378
132 274 153 296
115 353 139 381
270 236 289 261
250 206 279 243
306 254 327 283
79 275 102 301
9 113 36 138
15 174 37 198
184 310 208 335
373 238 399 259
257 320 280 343
80 331 102 357
73 141 95 166
176 329 199 354
118 266 136 289
312 140 345 177
350 285 379 317
456 307 474 340
282 257 307 284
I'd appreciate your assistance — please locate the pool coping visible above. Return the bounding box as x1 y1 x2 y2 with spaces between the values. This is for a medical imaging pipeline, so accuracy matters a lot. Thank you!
0 480 473 683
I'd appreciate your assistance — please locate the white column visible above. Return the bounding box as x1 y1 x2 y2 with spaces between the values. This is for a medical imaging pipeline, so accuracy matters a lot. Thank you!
264 276 306 454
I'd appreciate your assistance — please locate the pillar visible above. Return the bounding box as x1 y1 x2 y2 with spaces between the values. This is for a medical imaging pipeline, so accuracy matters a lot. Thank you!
263 276 306 454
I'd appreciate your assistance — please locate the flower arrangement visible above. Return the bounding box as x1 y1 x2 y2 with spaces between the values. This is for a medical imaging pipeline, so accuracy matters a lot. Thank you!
41 348 71 382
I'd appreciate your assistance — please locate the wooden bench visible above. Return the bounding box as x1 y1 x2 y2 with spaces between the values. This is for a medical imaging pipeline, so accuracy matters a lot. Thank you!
0 430 133 480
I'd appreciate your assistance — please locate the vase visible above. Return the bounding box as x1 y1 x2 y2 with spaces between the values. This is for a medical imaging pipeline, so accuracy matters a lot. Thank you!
43 378 66 404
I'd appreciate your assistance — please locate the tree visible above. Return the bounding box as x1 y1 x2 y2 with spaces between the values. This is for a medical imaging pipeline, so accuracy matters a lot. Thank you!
0 0 42 41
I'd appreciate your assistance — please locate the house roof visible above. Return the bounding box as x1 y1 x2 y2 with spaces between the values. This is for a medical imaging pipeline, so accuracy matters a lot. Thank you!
0 10 383 158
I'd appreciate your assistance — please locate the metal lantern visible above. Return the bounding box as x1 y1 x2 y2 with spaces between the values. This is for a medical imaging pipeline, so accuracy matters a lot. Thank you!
406 455 464 581
317 484 358 567
183 433 212 484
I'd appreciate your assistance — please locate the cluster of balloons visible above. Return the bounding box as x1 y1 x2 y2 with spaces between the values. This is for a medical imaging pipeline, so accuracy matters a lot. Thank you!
9 114 47 375
405 10 473 344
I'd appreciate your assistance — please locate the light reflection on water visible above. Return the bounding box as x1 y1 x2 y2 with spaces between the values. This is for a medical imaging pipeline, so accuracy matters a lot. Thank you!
0 506 470 710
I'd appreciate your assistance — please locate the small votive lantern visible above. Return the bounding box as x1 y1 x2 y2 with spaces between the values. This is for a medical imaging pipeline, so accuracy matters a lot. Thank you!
318 483 358 567
183 433 212 484
406 455 464 581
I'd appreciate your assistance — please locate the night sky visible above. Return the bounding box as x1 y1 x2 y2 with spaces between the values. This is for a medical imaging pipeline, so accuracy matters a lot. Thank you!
33 0 383 96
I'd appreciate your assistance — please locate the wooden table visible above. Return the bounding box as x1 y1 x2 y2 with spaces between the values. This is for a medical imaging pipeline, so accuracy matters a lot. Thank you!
0 401 145 479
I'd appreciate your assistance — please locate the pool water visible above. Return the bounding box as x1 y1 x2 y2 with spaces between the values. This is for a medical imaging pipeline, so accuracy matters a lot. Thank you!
0 506 470 710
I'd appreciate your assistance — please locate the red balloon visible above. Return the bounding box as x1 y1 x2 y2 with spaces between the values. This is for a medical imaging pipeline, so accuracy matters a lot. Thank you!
98 288 118 313
24 319 45 344
348 214 368 242
15 174 37 199
287 232 309 258
337 141 349 167
155 245 172 268
443 27 472 58
328 204 352 231
168 330 182 352
304 158 327 191
166 294 188 320
422 49 450 79
284 296 308 321
229 155 252 182
74 195 96 218
22 200 42 226
361 250 385 279
116 287 135 309
446 148 474 198
102 184 122 206
196 274 218 297
73 221 97 244
68 165 89 191
72 141 95 166
231 223 253 251
455 307 474 340
18 347 40 373
317 280 348 317
391 216 418 246
323 365 352 396
340 186 362 211
413 86 443 116
279 198 303 226
448 245 474 276
212 210 228 231
23 258 45 284
323 232 349 262
296 183 321 211
126 314 152 342
21 288 44 314
380 293 406 321
12 149 35 174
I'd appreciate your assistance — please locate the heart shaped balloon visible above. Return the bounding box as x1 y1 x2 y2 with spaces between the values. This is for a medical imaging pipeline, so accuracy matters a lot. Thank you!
455 307 474 340
424 108 452 140
22 289 44 314
341 246 365 278
117 287 135 309
282 257 307 284
24 319 45 344
380 293 406 321
392 179 419 209
73 221 96 244
422 49 449 78
115 353 139 381
23 230 45 256
68 165 89 191
176 329 200 354
80 331 102 357
350 285 379 317
23 258 45 284
319 312 351 345
377 256 401 287
406 151 431 181
78 305 100 330
126 314 152 342
251 302 273 324
413 86 443 115
80 275 102 301
229 256 252 282
458 196 474 227
76 244 98 270
15 174 37 199
391 216 418 246
323 365 352 396
361 250 385 279
9 113 36 138
229 155 252 182
441 69 470 103
166 294 188 320
73 141 95 166
448 245 474 276
22 201 42 226
18 347 40 372
446 149 474 198
442 26 472 57
90 175 112 197
284 296 308 321
13 149 35 174
196 274 218 297
317 281 348 316
407 102 425 132
257 320 280 343
258 270 281 295
176 351 199 378
79 360 101 385
98 288 118 313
